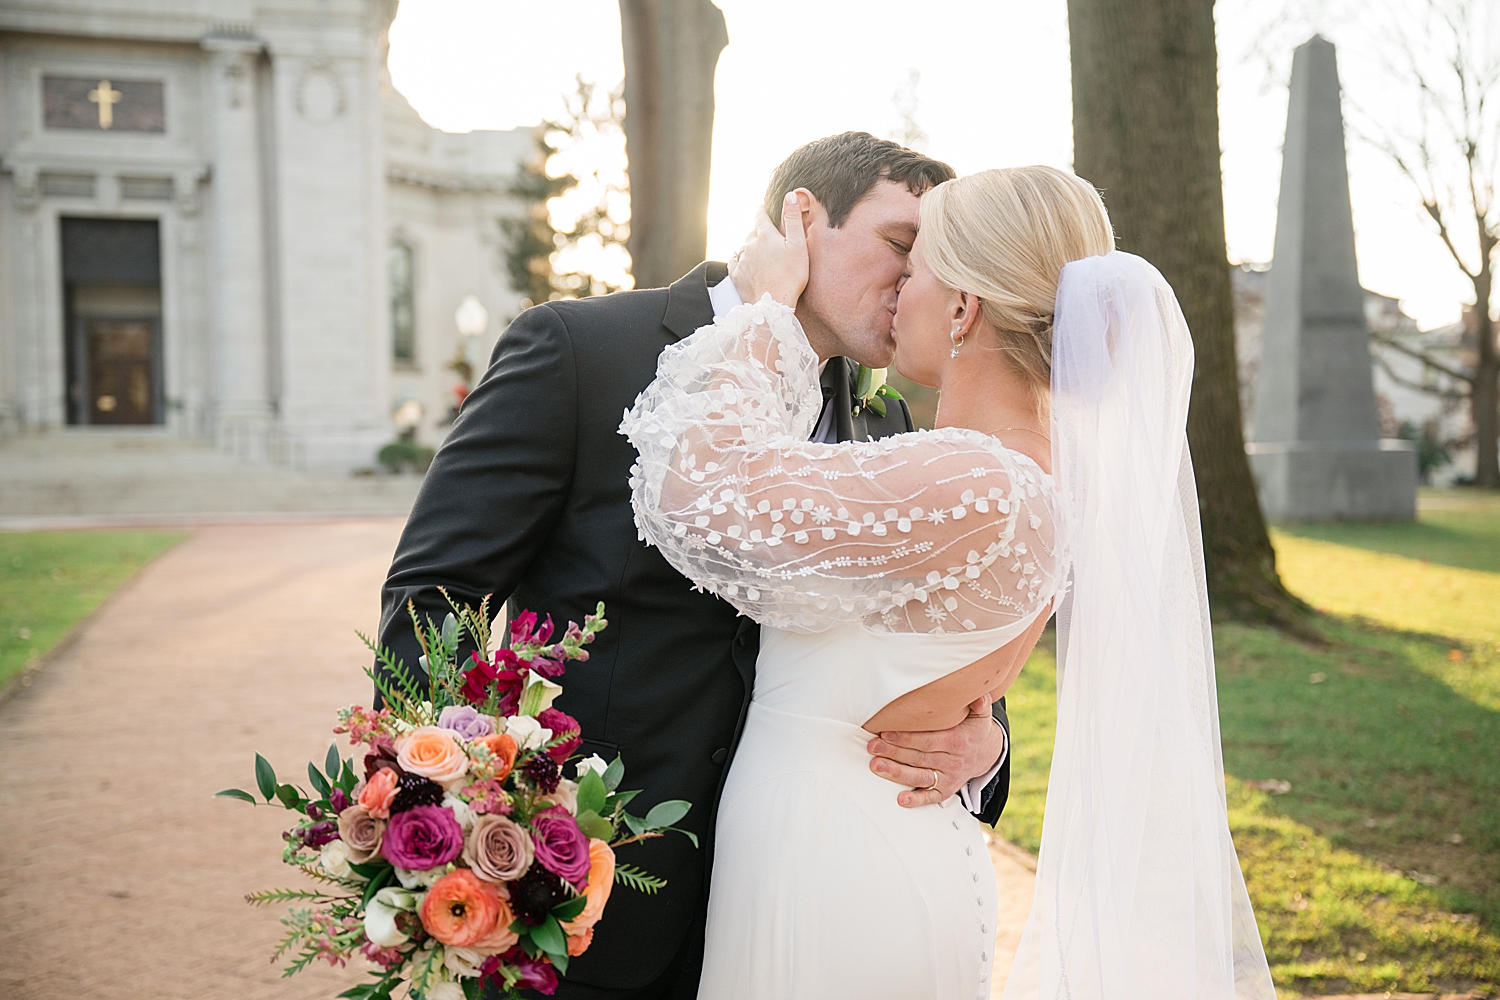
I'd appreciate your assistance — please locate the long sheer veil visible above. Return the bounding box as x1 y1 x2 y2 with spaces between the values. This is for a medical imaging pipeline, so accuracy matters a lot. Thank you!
1001 252 1276 999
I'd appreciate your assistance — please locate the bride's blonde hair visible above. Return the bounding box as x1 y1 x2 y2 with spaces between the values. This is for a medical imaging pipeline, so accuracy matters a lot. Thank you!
919 166 1114 401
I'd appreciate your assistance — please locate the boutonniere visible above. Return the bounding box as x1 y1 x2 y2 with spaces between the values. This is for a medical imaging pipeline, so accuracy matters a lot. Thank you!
853 365 904 418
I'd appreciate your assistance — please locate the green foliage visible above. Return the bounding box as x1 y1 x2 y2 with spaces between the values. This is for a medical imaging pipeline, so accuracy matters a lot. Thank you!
502 75 631 306
376 440 434 474
0 530 184 689
996 496 1500 994
614 863 667 894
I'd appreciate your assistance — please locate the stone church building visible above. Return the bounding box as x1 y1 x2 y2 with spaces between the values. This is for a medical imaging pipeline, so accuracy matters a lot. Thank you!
0 0 532 471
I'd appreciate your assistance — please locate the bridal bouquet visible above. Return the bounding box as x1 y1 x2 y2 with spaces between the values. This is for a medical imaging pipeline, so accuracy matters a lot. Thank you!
218 596 694 999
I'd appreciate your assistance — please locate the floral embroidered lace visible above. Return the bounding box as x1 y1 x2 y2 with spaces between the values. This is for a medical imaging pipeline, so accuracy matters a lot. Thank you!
620 295 1059 635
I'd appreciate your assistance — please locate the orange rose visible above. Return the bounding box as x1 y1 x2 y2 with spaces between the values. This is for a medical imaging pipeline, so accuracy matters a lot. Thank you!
566 924 594 956
470 893 519 954
396 726 469 785
418 869 502 948
473 733 518 782
358 767 399 819
561 839 615 935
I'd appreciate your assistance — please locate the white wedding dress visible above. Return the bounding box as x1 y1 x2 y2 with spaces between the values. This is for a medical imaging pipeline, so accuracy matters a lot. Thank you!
621 296 1060 998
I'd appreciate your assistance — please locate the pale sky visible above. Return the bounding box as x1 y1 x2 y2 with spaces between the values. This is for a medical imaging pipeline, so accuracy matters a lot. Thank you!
387 0 1493 330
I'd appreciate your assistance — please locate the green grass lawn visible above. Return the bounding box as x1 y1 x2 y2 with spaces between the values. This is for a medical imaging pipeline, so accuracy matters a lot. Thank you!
0 531 186 690
996 490 1500 997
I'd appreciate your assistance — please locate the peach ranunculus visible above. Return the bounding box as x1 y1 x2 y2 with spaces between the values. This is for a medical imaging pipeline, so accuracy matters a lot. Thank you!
359 767 400 819
396 726 470 786
469 893 519 954
566 924 594 957
561 839 615 936
418 869 502 948
472 732 518 783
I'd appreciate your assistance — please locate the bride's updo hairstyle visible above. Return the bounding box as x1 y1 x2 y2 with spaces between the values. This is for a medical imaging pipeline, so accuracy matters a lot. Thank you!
919 166 1114 402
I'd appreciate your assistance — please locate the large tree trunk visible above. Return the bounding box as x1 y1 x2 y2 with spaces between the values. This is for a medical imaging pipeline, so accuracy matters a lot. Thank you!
1068 0 1310 627
1474 267 1499 487
618 0 727 289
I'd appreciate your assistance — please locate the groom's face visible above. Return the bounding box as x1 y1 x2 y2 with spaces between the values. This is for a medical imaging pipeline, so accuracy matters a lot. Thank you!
797 180 920 367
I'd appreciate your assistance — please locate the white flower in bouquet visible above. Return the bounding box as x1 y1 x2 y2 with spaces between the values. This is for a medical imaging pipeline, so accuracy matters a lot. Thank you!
524 675 564 714
427 981 465 1000
547 777 579 813
575 754 608 778
503 715 553 752
318 838 354 879
395 864 450 889
443 946 486 978
364 887 419 947
442 793 476 832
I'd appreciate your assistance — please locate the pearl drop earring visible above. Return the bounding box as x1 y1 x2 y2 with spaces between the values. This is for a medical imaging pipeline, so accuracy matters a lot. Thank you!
950 332 965 359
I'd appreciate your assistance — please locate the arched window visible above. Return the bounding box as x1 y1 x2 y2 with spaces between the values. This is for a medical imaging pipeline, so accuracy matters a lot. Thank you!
389 241 416 365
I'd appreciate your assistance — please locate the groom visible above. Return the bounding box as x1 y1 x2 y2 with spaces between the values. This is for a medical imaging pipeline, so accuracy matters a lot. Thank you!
377 132 1012 999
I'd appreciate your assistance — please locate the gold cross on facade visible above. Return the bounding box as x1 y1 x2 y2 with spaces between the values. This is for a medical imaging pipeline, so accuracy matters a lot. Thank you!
87 80 123 129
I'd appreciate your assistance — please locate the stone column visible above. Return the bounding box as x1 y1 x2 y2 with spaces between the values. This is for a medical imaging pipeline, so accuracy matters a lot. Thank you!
202 34 273 458
1247 36 1417 520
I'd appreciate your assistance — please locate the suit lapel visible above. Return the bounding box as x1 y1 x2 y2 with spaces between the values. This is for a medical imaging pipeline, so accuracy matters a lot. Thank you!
662 260 727 342
828 357 869 443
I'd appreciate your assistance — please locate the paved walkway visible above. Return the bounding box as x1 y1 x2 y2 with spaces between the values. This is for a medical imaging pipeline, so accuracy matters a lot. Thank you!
0 520 1036 999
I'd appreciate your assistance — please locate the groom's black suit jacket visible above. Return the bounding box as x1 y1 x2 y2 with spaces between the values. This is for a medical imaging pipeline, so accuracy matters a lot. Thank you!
378 262 1012 993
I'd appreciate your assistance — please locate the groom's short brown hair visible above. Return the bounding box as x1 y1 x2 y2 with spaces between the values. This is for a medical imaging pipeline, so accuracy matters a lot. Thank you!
763 132 955 229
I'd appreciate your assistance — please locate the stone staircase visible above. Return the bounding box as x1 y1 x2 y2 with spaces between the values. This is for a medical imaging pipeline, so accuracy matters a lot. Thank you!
0 430 422 526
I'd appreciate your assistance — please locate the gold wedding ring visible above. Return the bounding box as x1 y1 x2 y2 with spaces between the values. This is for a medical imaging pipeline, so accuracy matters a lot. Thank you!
926 768 940 791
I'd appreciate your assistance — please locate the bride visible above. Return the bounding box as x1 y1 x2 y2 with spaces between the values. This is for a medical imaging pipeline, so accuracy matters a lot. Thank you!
620 166 1275 999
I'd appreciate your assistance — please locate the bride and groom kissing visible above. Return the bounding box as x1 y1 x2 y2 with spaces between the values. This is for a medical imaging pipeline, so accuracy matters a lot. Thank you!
378 132 1276 999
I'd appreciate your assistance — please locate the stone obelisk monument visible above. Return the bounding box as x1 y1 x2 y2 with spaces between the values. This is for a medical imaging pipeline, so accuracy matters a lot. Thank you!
1248 35 1417 520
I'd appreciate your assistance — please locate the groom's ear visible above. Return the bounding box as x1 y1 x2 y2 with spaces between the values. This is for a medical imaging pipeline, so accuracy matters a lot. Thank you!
777 189 822 239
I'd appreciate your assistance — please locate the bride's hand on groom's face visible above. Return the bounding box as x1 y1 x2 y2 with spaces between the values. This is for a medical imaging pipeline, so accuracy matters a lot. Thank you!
866 697 1007 808
729 189 811 309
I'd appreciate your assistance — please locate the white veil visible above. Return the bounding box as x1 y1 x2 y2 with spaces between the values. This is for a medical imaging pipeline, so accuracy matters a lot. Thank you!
1001 252 1276 1000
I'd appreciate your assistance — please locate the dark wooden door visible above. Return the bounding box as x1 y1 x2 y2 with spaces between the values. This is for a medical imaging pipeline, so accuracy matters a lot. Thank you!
83 319 157 424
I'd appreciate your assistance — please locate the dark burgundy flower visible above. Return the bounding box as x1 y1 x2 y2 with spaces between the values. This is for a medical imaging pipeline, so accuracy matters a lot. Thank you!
461 648 526 713
522 753 561 794
484 947 558 995
363 735 400 780
304 803 323 822
538 708 581 764
390 772 444 814
300 820 338 848
530 653 566 679
507 862 566 925
329 787 352 814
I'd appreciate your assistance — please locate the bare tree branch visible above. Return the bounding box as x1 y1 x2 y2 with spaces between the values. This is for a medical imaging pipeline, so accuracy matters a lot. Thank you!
1373 350 1473 400
1370 330 1477 384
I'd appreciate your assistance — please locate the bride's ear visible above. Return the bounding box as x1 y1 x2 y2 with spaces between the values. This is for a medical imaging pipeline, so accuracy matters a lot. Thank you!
951 291 982 338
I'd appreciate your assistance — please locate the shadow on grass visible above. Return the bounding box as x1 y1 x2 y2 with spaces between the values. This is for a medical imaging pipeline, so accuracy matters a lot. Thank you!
1276 491 1500 576
998 620 1500 996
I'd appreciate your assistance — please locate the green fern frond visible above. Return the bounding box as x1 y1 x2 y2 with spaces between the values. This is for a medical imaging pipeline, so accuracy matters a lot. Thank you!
614 863 667 894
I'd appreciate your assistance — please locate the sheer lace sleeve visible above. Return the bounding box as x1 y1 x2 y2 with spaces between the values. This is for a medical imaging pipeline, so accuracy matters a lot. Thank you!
620 296 1058 634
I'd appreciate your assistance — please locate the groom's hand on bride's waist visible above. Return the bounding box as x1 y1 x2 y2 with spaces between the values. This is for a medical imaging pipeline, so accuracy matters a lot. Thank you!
866 697 1008 808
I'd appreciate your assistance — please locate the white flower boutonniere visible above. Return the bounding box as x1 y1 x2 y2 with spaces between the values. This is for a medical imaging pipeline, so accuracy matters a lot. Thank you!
853 365 904 418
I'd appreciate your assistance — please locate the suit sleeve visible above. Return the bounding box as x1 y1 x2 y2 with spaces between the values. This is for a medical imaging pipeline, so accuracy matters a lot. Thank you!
972 697 1011 825
376 305 577 696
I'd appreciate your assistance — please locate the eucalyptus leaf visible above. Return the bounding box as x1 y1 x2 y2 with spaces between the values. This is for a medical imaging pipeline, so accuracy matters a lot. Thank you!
308 763 331 798
325 743 341 778
551 895 588 921
606 788 642 811
348 858 391 880
275 783 303 810
644 799 691 829
623 811 647 836
602 756 624 792
215 788 257 804
531 915 567 962
668 825 700 849
576 769 606 815
254 753 277 802
576 810 614 841
442 613 459 652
